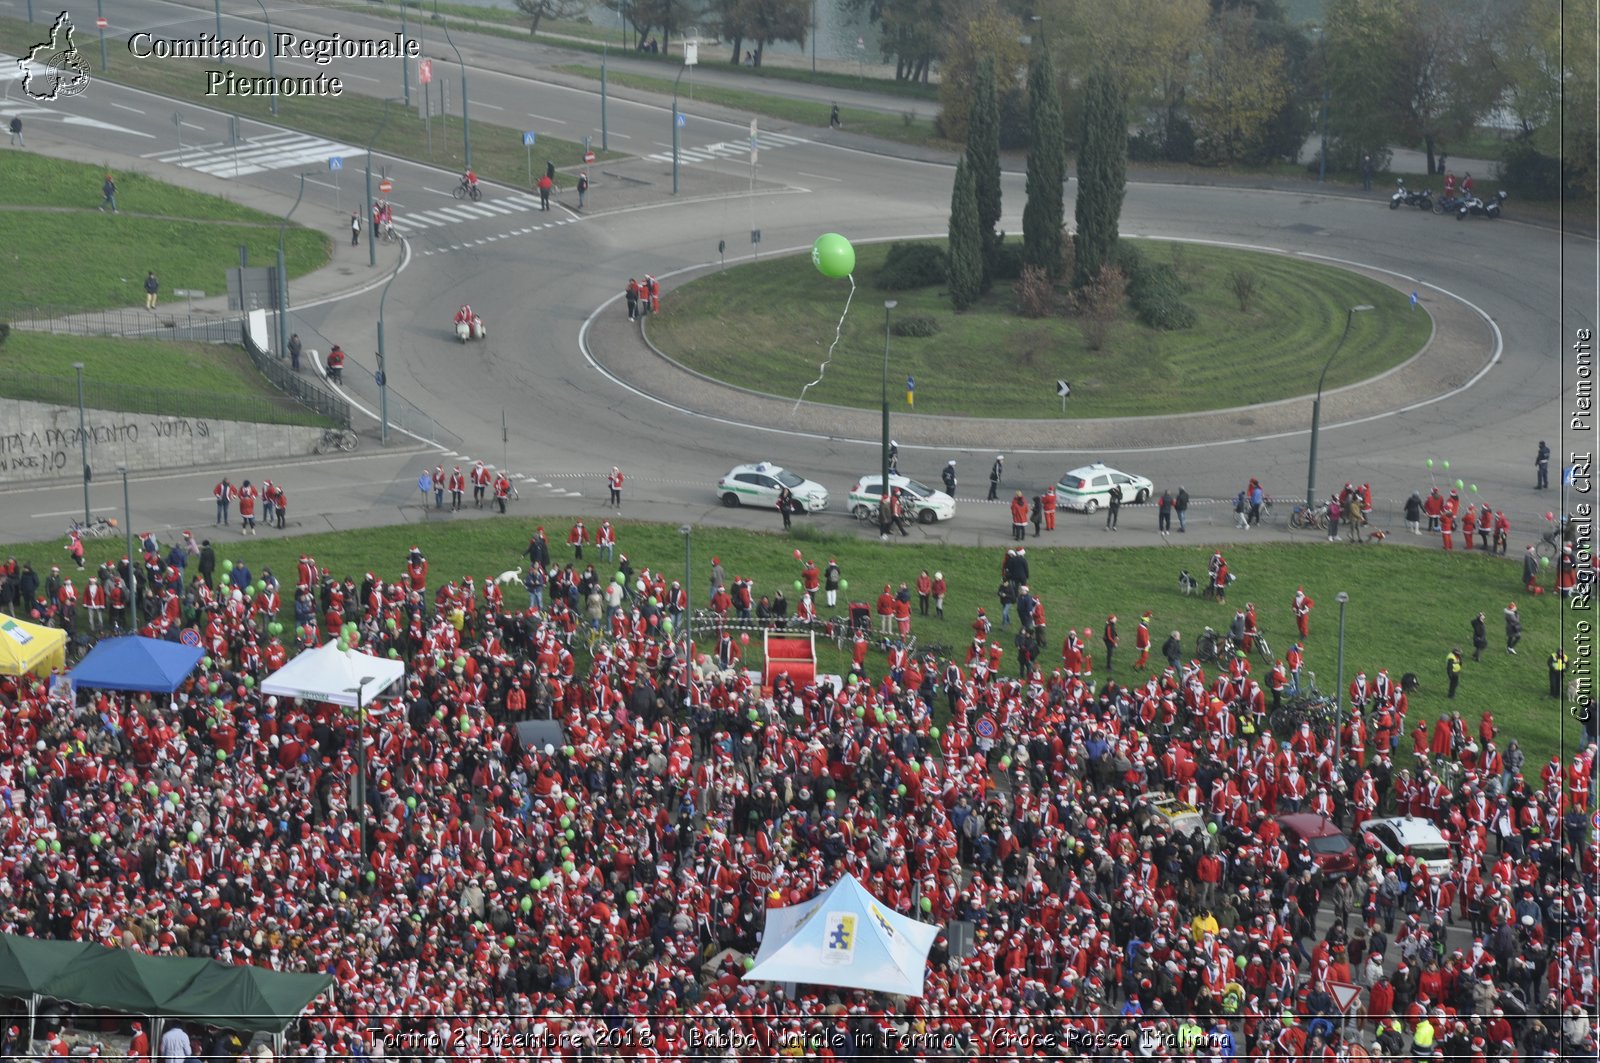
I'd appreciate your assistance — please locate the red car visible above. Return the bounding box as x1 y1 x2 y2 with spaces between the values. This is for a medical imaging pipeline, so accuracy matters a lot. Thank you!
1276 813 1357 877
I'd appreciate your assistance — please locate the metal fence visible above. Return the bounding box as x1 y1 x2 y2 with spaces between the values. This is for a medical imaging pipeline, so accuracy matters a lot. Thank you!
239 321 354 429
329 354 462 447
2 305 242 343
0 363 338 429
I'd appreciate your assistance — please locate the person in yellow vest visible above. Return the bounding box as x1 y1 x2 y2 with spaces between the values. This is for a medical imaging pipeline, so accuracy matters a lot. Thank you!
1177 1019 1204 1053
1191 909 1219 944
1411 1014 1436 1058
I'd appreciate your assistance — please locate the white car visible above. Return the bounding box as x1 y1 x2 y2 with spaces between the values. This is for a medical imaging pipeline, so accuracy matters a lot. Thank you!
1138 795 1206 837
1055 462 1153 513
717 462 828 512
847 474 956 524
1361 816 1453 876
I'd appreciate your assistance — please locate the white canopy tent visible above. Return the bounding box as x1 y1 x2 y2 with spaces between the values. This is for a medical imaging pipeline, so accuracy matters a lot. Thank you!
742 873 940 997
260 640 405 706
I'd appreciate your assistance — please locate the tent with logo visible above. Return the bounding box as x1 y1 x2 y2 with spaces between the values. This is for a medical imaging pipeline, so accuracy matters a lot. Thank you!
0 617 66 677
68 636 203 693
260 639 404 707
742 873 940 997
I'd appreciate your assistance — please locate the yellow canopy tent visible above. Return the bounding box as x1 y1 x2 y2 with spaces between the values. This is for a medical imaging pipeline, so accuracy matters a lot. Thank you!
0 617 67 676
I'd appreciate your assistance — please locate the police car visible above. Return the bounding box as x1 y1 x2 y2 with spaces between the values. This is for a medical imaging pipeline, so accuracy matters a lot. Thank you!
847 474 956 524
716 462 829 512
1361 816 1453 877
1055 462 1154 513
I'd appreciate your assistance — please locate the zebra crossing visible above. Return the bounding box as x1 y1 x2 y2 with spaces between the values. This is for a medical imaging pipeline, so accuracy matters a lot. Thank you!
398 194 556 232
640 130 810 165
142 131 358 179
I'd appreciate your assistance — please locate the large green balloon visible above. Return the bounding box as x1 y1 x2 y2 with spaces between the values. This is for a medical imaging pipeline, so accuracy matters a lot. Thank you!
812 233 855 279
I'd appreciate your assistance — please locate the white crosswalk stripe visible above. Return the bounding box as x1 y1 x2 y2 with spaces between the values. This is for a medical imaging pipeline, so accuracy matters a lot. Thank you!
142 131 359 178
641 131 810 164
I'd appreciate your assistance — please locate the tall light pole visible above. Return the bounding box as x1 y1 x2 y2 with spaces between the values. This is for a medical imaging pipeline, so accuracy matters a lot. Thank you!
375 260 399 446
439 17 471 167
214 0 221 38
348 675 376 868
73 362 89 526
671 63 690 194
277 172 311 360
600 43 609 151
117 466 135 630
400 3 411 107
1334 591 1349 769
810 0 816 75
1305 304 1374 509
364 99 397 270
252 0 278 116
881 300 897 536
95 0 107 71
679 523 692 663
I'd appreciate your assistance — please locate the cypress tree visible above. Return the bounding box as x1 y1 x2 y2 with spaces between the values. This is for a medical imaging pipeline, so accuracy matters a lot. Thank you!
1074 69 1128 289
1021 40 1065 279
947 157 982 312
967 59 1002 288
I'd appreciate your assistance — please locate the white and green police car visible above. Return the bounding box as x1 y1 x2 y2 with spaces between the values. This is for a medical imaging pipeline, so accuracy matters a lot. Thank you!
716 462 829 512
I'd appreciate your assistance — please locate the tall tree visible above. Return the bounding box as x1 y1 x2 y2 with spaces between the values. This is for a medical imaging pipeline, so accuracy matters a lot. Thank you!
844 0 944 83
1188 8 1292 164
947 157 983 312
1055 0 1208 152
1021 39 1065 279
934 1 1027 144
967 59 1003 287
1073 69 1127 289
714 0 809 66
1489 0 1597 196
511 0 587 37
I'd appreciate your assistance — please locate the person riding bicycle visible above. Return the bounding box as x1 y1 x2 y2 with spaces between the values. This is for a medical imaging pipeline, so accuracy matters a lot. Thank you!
463 169 478 190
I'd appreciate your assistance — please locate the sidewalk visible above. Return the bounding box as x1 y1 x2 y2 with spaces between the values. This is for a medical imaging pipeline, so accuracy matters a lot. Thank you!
590 255 1494 452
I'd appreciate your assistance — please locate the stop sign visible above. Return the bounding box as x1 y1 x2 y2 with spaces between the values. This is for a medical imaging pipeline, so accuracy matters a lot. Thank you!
96 16 107 26
750 864 772 888
379 179 393 194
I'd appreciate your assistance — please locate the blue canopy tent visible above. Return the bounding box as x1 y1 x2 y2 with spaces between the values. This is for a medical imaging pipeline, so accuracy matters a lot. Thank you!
68 636 204 694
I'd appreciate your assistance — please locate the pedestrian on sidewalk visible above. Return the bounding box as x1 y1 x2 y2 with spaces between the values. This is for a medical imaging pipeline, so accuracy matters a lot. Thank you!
988 455 1003 500
8 116 21 147
537 173 553 211
577 171 588 209
144 271 159 310
625 279 639 320
350 211 361 246
1361 153 1374 191
100 173 117 212
288 333 303 372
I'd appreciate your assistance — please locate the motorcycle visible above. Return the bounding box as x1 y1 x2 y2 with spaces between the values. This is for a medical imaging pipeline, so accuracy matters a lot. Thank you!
1389 178 1432 210
455 315 487 342
1431 192 1469 215
1457 189 1507 220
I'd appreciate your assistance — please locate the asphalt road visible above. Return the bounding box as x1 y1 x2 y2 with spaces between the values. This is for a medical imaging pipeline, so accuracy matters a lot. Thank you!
0 0 1589 553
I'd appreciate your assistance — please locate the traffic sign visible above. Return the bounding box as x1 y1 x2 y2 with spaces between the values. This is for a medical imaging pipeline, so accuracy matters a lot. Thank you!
1592 808 1600 831
1328 982 1362 1014
179 628 201 647
583 151 596 163
379 178 393 194
1056 380 1072 398
975 716 996 739
96 16 107 27
419 58 432 84
328 156 343 171
750 864 772 888
675 113 686 128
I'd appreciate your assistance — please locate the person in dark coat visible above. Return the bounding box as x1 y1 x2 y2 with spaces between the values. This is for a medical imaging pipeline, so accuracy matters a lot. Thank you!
1471 612 1488 661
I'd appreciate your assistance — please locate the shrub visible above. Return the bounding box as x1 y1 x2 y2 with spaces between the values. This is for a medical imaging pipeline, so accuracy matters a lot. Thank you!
1072 265 1127 351
991 240 1026 282
891 315 940 338
876 242 948 291
1115 243 1197 330
1499 139 1560 200
1228 269 1261 312
1013 265 1056 319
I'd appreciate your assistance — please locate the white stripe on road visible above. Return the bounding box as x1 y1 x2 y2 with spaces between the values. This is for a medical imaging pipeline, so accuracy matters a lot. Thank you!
32 507 114 519
474 101 505 110
110 102 144 114
526 112 567 124
798 171 841 182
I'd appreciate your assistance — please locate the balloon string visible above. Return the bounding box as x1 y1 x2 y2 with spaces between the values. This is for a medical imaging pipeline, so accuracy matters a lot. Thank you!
793 274 856 412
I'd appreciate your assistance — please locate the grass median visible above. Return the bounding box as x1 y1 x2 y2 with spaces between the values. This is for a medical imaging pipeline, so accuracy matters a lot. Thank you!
3 513 1577 765
648 240 1433 419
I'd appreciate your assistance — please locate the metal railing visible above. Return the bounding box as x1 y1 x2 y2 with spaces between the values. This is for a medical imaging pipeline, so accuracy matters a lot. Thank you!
2 305 241 342
240 320 354 429
330 353 462 447
0 363 334 428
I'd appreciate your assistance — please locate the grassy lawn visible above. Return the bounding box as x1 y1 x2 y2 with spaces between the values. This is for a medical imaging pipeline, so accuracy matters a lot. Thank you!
554 64 943 147
7 516 1576 766
0 16 621 192
0 332 333 427
0 155 331 315
649 240 1432 418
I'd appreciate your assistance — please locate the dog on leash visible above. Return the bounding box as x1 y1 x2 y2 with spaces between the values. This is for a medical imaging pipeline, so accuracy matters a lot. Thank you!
1178 570 1199 596
1366 528 1389 544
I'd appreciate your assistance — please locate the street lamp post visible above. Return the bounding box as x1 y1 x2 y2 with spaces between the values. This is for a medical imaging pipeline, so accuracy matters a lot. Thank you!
277 172 311 360
881 300 897 538
348 675 376 868
214 0 221 39
364 99 397 270
252 0 278 116
671 64 689 194
679 523 692 662
1334 591 1349 767
73 362 89 526
439 18 471 167
1305 304 1374 510
601 44 609 151
375 263 399 446
401 3 411 107
95 0 107 71
117 466 135 630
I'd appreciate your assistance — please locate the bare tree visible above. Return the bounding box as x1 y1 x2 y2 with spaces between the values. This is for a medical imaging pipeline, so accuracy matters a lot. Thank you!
512 0 587 37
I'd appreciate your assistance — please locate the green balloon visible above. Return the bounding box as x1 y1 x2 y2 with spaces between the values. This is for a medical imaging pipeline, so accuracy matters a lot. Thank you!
459 716 473 733
615 572 625 585
563 745 574 757
855 705 866 718
122 781 134 794
50 839 61 853
930 727 941 739
909 761 920 773
504 936 515 948
1541 556 1551 568
338 640 349 652
897 783 907 795
564 828 575 841
540 873 553 888
811 232 856 279
90 833 102 848
560 815 571 828
1207 821 1218 835
366 870 376 883
564 796 577 810
625 889 639 905
1455 479 1464 489
24 765 35 779
520 896 532 912
243 676 254 689
749 709 760 721
186 832 198 844
1470 484 1478 493
406 796 417 809
825 788 837 800
838 579 848 591
662 619 674 635
215 749 227 761
208 682 219 694
201 657 212 669
561 846 572 859
884 709 897 724
999 755 1012 769
919 896 932 912
562 860 576 874
222 560 233 572
35 840 46 852
1442 460 1451 470
1426 459 1434 469
794 580 803 591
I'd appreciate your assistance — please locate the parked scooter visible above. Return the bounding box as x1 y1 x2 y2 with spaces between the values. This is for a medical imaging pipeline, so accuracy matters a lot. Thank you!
1389 178 1433 210
1457 189 1507 220
1431 192 1469 215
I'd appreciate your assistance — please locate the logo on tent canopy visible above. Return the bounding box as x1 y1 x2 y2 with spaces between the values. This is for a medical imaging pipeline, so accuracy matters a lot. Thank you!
821 912 856 964
2 619 34 646
868 902 896 941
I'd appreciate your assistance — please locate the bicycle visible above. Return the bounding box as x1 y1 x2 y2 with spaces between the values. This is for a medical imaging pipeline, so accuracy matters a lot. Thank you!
1289 504 1329 531
453 179 483 202
1535 516 1566 561
1195 626 1236 664
66 517 119 539
1249 633 1274 663
313 428 359 454
381 220 399 243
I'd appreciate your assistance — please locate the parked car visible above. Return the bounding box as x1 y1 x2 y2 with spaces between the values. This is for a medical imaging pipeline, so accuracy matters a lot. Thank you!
1361 816 1453 876
1138 795 1206 837
716 462 828 512
1276 813 1357 877
847 474 956 524
1055 462 1153 513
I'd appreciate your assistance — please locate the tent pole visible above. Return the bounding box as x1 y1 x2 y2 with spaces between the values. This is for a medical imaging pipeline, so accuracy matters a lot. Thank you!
26 993 36 1053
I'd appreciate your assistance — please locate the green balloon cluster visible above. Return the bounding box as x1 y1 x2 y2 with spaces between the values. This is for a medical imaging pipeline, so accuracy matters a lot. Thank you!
811 233 855 279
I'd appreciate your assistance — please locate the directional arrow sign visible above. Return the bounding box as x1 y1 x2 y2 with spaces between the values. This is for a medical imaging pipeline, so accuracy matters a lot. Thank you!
1328 982 1362 1014
1056 380 1072 398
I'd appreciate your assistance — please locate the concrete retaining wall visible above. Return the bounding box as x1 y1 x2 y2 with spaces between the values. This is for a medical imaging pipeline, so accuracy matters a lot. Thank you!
0 399 327 484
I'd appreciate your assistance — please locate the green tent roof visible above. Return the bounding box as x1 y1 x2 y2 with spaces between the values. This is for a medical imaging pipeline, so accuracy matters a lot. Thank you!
0 937 95 998
40 948 212 1014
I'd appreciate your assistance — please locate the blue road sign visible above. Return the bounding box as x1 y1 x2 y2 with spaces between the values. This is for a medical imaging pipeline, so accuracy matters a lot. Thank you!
522 131 536 146
328 156 343 171
675 113 686 128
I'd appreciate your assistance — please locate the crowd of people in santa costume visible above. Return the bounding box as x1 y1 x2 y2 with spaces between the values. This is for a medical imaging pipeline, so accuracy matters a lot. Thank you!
0 527 1595 1062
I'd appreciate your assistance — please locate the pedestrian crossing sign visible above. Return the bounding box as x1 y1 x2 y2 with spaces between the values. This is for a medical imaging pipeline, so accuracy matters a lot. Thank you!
328 156 343 171
523 131 536 146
